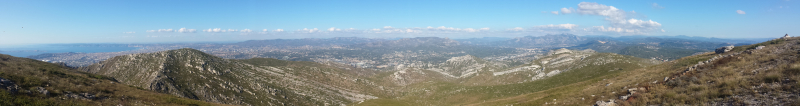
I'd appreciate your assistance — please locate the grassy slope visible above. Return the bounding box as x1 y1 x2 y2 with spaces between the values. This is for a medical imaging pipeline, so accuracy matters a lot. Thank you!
355 53 655 106
473 38 800 105
0 54 225 106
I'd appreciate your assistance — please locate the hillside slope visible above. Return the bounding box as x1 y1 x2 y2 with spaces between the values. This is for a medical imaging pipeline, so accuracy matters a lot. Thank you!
0 54 222 106
473 37 800 105
357 48 659 105
81 48 388 106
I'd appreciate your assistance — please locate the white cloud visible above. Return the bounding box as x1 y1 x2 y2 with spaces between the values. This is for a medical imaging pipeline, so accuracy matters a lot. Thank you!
585 26 634 33
123 31 135 34
427 26 463 31
297 28 320 33
275 29 284 32
652 3 664 9
227 29 236 32
564 2 662 34
551 11 559 15
737 10 746 14
240 29 252 33
262 29 268 32
383 26 393 29
536 24 578 29
560 8 573 14
146 29 174 33
159 29 173 32
328 27 342 31
203 28 224 33
509 27 525 31
576 2 626 20
177 28 196 33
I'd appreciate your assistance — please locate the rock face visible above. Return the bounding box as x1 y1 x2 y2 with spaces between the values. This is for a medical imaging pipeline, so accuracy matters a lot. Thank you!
715 46 734 54
782 34 790 39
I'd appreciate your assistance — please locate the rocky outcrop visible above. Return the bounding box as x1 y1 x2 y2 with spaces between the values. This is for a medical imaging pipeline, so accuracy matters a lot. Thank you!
715 46 734 54
0 77 19 93
595 99 616 106
782 34 790 39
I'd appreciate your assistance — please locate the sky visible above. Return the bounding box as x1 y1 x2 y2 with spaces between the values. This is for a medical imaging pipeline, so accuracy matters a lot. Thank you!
1 0 798 45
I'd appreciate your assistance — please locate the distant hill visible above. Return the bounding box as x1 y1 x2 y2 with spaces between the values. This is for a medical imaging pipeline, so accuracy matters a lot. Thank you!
453 37 511 45
478 33 753 60
492 33 589 48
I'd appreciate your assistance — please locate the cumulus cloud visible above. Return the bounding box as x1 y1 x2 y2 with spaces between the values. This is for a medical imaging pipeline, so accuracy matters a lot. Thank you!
297 28 320 33
585 26 633 33
275 29 284 32
561 8 573 14
262 29 268 32
177 28 196 33
565 2 663 34
328 27 342 31
736 10 746 14
203 28 224 33
536 24 578 29
652 3 664 9
123 31 135 34
509 27 525 31
146 29 174 33
551 11 559 15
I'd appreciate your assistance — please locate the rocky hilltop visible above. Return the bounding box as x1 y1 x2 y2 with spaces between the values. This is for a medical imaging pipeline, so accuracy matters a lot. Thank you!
0 53 222 105
81 48 385 106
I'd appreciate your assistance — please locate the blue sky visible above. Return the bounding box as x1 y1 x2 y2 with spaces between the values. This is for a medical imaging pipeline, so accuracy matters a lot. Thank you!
1 0 798 45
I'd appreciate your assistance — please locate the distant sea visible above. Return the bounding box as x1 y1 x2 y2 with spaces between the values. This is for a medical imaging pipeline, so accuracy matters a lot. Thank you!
0 44 139 57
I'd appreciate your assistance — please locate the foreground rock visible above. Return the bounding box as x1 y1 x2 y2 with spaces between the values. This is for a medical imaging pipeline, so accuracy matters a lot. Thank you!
715 46 734 54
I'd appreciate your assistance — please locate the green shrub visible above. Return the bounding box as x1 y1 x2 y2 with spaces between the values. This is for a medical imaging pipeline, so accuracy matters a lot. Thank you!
764 74 781 83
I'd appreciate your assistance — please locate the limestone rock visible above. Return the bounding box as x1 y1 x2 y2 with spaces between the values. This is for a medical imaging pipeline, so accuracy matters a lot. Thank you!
0 77 19 93
782 34 790 39
755 46 765 50
36 87 49 95
715 46 734 54
595 99 616 106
